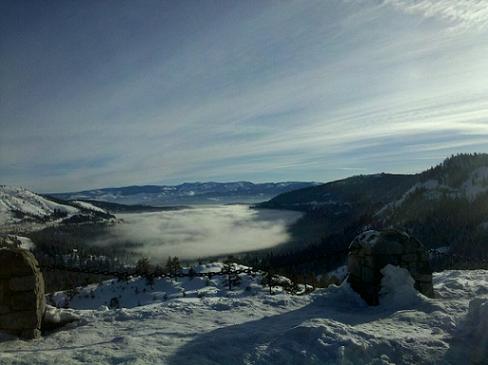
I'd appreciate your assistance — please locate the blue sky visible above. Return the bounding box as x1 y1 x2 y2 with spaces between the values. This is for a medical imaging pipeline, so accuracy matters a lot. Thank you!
1 0 488 192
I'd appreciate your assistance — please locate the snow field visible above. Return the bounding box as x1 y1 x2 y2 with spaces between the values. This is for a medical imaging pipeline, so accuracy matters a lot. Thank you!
0 266 486 365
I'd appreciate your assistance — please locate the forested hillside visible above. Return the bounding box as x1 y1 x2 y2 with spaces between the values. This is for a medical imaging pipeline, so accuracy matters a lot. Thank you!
257 154 488 271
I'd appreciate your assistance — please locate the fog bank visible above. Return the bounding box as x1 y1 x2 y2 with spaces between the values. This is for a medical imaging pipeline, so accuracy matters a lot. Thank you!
96 205 302 260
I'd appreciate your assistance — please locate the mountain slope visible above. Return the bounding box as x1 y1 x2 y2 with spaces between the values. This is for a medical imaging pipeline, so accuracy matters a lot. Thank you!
259 154 488 258
376 155 488 255
0 186 114 229
49 181 318 206
261 173 417 211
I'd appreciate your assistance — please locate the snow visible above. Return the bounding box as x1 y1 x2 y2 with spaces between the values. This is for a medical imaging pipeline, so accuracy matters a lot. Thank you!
376 180 443 216
0 267 487 364
377 168 488 216
350 230 381 248
462 166 488 201
0 185 78 225
429 246 450 258
0 235 35 250
460 297 488 362
16 236 35 250
326 264 348 282
71 200 108 214
0 186 112 232
379 265 421 307
44 305 80 324
48 263 292 309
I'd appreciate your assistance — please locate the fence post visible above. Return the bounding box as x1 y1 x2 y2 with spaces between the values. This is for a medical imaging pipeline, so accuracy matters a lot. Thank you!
0 248 45 339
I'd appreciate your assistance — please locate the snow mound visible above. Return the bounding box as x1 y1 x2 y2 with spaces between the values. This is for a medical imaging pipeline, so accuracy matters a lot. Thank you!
44 305 80 325
313 280 367 309
379 264 423 307
465 297 488 336
457 297 488 362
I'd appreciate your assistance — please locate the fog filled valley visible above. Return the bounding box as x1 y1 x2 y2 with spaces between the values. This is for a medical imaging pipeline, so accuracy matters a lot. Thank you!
92 206 302 260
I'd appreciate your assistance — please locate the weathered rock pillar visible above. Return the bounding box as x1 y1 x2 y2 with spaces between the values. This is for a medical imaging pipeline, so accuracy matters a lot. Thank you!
347 229 434 305
0 248 45 339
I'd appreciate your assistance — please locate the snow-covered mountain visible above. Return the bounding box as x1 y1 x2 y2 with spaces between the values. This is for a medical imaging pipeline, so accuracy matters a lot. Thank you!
1 263 486 364
49 181 318 206
0 185 114 230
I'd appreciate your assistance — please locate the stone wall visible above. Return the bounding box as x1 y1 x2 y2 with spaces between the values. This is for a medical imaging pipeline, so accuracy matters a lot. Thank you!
0 248 45 339
348 230 434 305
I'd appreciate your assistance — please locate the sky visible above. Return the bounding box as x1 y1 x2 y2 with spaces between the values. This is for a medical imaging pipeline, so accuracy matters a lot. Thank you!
1 0 488 193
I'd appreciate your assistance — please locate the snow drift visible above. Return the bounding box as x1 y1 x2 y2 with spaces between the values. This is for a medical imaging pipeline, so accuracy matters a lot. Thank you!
0 265 486 364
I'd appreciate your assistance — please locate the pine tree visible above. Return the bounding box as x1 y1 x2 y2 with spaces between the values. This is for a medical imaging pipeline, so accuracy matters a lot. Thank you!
135 257 153 285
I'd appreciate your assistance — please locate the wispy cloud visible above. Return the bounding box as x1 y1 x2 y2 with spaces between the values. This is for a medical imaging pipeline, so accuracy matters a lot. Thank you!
1 0 487 191
383 0 488 31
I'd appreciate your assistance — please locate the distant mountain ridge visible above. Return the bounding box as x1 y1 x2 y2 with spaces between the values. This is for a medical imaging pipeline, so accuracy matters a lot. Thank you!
48 181 318 206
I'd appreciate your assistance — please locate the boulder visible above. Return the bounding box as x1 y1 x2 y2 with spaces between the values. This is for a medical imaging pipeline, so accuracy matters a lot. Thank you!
347 230 434 305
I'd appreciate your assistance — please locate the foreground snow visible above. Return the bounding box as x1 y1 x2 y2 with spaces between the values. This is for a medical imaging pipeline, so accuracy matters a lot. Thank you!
0 267 487 365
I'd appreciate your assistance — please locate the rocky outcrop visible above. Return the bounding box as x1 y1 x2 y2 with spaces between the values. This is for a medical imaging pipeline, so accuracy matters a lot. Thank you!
348 230 434 305
0 248 45 339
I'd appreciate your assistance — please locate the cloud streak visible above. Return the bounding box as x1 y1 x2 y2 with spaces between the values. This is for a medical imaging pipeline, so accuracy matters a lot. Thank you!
383 0 488 31
1 1 487 191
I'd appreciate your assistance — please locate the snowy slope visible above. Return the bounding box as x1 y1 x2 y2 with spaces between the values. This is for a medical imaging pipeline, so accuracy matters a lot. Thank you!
70 200 109 214
0 185 113 230
0 266 487 364
377 167 488 217
47 263 298 309
0 185 78 225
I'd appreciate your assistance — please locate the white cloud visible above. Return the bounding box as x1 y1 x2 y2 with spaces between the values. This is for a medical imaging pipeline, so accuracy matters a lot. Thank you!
1 0 488 191
383 0 488 31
